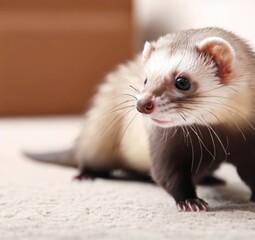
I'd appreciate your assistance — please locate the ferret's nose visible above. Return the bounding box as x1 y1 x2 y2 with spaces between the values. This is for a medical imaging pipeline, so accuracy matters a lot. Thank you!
136 99 154 114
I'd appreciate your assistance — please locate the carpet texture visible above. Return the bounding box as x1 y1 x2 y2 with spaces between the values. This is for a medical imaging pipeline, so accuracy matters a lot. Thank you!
0 117 255 240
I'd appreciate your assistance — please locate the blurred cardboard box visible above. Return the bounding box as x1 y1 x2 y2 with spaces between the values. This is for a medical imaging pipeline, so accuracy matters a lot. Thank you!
0 0 133 115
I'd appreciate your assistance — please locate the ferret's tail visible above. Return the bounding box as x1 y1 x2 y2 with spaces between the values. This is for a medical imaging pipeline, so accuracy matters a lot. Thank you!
23 149 78 168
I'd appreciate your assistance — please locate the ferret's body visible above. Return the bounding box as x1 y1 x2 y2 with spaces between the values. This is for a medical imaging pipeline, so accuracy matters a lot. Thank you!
73 57 151 173
26 27 255 211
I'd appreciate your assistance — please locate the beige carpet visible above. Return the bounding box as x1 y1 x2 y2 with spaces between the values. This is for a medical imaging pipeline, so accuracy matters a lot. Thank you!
0 117 255 240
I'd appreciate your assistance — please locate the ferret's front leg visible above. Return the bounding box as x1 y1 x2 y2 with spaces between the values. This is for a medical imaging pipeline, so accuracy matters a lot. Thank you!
151 166 208 212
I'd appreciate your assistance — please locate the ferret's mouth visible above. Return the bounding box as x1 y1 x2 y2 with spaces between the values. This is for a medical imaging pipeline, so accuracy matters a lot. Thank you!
151 118 172 125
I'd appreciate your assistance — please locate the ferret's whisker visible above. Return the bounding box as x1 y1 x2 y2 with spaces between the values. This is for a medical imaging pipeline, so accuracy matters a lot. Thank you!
187 125 203 174
111 109 137 157
207 111 229 152
178 99 254 136
194 124 203 139
170 127 178 140
158 129 166 144
92 94 136 118
162 129 170 145
108 93 137 100
163 128 169 144
178 112 189 146
179 125 188 144
202 118 229 160
189 125 215 161
200 115 216 168
228 114 247 141
181 124 195 173
196 99 255 136
181 107 229 162
123 93 138 100
106 100 136 114
179 108 216 160
129 85 140 93
118 112 139 148
101 108 135 139
206 110 230 153
112 105 136 113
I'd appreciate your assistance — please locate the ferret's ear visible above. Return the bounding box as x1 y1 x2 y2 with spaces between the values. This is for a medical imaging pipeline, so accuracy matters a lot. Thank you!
196 37 235 83
142 41 156 63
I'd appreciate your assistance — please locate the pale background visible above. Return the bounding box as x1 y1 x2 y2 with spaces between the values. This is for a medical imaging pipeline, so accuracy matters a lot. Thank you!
134 0 255 49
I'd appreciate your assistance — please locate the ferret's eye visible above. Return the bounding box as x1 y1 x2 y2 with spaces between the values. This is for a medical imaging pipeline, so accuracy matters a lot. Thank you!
175 76 190 91
144 78 147 85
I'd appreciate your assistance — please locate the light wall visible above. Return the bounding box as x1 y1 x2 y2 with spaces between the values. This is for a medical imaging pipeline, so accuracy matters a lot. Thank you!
134 0 255 49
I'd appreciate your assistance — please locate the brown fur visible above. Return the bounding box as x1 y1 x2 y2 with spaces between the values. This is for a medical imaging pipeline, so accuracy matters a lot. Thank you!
149 124 255 202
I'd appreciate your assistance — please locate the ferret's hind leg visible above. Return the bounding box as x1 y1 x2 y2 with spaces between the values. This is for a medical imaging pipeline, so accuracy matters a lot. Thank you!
74 164 153 182
73 164 112 180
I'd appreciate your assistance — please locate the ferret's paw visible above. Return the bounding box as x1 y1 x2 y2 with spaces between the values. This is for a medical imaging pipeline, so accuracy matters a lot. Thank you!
72 167 112 181
176 198 208 212
72 170 96 181
73 173 95 181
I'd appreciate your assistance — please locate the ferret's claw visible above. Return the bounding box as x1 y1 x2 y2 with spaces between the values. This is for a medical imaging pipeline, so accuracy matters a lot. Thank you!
176 198 208 212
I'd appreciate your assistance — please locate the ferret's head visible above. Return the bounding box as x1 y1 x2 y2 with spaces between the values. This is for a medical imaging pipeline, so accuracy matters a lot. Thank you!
137 31 252 128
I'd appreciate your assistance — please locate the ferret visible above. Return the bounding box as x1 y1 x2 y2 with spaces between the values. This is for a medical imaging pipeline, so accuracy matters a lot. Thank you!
25 27 255 212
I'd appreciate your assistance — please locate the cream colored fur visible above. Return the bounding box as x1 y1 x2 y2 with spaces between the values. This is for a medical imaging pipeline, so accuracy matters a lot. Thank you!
72 27 255 172
74 57 151 172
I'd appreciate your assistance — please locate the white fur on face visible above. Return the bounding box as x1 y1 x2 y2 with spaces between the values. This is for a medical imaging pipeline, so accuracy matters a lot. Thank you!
140 46 253 129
